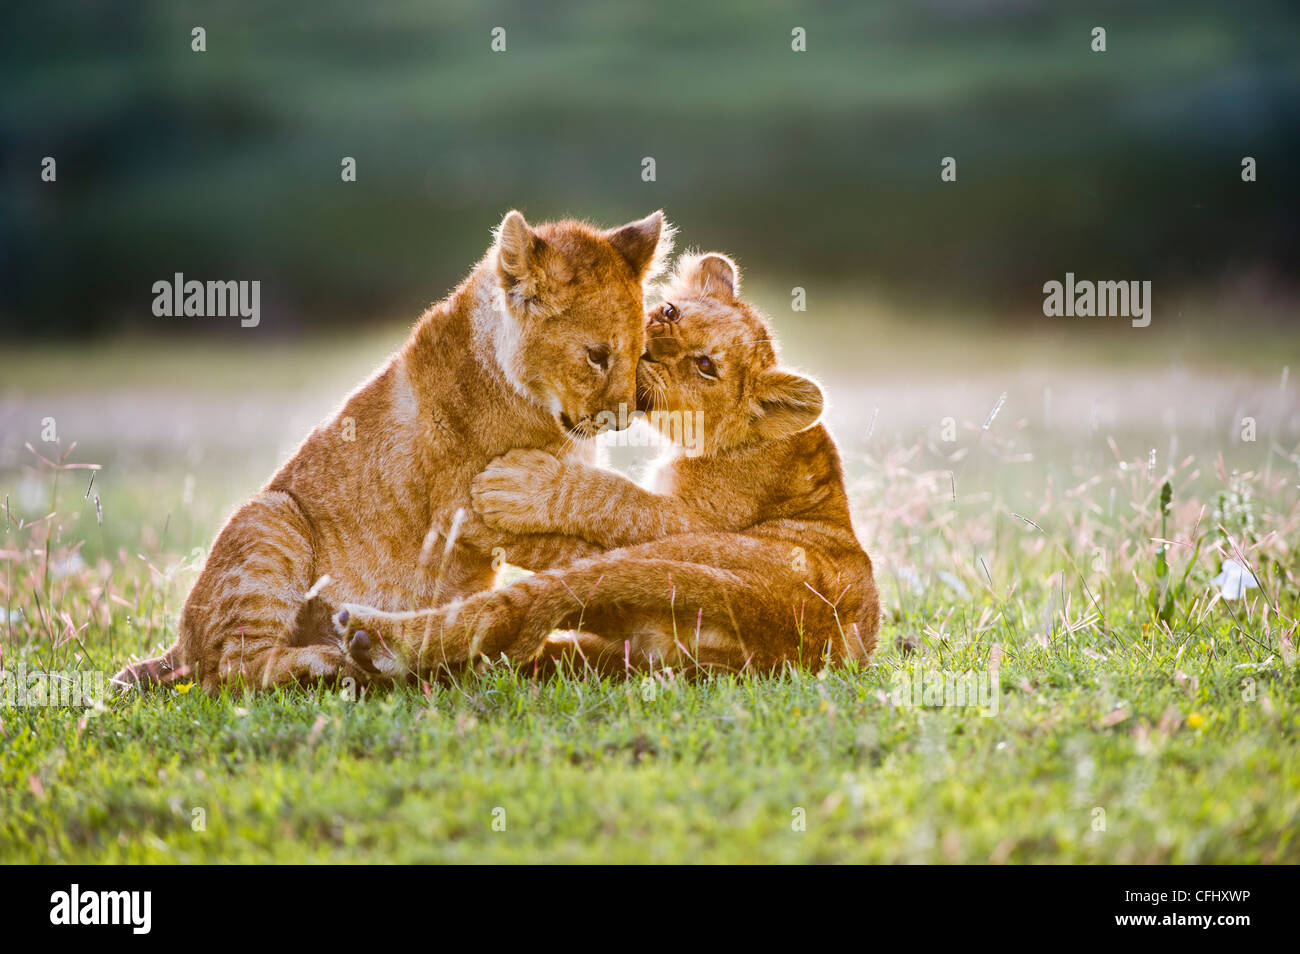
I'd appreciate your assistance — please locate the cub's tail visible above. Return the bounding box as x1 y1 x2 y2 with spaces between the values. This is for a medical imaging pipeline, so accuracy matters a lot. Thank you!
111 645 190 691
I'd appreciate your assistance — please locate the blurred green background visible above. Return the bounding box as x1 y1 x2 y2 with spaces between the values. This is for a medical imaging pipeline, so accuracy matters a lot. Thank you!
2 0 1297 338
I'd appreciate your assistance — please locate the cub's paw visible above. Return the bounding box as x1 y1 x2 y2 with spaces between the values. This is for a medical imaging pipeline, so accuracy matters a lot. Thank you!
470 449 564 534
451 508 510 555
333 604 407 680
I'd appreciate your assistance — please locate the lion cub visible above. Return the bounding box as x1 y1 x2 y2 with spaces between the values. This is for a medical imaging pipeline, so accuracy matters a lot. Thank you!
113 210 671 691
336 252 879 677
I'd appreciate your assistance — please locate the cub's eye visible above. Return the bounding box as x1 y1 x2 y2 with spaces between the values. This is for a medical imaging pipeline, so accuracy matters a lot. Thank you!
587 345 611 372
694 355 717 379
661 303 678 322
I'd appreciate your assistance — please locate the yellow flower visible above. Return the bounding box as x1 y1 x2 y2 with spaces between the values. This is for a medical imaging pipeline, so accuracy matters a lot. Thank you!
1186 712 1205 730
174 682 195 694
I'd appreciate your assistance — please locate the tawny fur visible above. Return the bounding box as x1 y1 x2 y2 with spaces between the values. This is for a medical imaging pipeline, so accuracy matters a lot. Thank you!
112 210 672 691
336 252 880 677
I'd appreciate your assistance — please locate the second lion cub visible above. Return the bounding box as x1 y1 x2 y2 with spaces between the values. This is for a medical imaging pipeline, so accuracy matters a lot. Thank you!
337 252 879 675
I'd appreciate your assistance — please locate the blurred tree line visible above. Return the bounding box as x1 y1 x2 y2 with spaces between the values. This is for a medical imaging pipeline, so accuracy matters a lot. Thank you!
2 0 1297 337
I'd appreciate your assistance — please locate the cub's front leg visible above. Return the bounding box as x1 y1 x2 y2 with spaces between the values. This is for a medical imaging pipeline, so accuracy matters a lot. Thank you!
453 506 605 573
470 448 714 549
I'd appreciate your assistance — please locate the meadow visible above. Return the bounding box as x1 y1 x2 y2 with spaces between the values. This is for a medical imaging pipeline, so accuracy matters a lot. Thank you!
1 294 1298 863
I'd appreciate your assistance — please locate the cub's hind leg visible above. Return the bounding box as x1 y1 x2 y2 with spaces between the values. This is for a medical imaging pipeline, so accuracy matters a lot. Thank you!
470 540 857 672
476 558 770 670
337 557 781 675
536 632 627 677
182 491 350 690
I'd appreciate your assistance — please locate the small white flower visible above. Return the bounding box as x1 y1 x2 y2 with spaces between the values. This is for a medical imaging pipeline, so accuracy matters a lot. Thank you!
1211 560 1259 600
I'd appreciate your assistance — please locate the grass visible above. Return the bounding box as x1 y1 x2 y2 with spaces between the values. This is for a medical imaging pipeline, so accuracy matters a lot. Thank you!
2 322 1299 863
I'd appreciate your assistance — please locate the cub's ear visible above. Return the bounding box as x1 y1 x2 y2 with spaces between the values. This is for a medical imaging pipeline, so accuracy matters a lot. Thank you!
753 369 824 440
676 252 740 302
496 210 538 284
495 210 569 315
606 210 674 282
